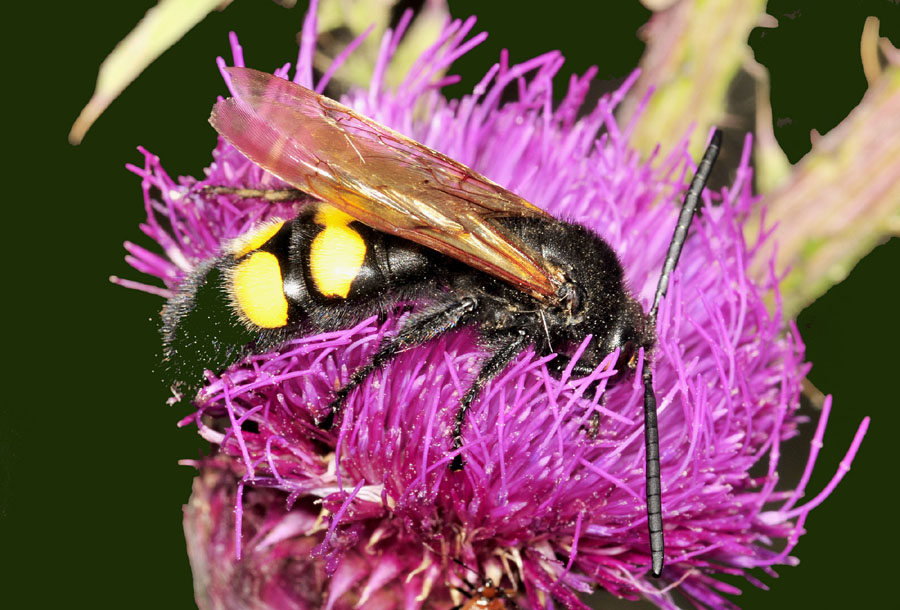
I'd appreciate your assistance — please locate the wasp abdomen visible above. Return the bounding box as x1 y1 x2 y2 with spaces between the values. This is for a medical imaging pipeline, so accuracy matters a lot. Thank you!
226 203 438 333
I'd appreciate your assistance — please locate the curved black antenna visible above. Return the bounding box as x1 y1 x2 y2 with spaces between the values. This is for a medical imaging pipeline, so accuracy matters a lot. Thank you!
644 129 722 578
450 555 483 582
650 130 723 320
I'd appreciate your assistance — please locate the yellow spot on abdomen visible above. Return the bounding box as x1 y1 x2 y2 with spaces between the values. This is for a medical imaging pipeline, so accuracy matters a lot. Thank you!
231 251 288 328
314 205 356 227
310 206 366 298
230 220 286 258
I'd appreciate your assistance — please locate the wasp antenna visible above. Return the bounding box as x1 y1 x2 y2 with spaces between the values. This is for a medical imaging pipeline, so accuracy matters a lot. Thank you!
643 368 664 577
450 556 482 579
650 128 722 322
644 129 722 578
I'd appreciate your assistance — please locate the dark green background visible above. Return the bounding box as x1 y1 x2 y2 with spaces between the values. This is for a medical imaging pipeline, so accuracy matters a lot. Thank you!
4 1 897 608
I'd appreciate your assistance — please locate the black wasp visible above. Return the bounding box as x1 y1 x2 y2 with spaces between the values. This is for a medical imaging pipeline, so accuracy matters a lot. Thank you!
163 67 722 577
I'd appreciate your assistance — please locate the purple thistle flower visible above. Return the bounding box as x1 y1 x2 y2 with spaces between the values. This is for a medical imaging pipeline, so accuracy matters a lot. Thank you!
119 5 869 609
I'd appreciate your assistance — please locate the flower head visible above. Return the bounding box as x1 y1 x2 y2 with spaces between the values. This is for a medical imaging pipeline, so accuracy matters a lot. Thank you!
121 5 868 609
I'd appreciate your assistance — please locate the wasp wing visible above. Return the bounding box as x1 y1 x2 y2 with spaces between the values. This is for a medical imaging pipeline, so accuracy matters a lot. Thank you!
210 67 560 299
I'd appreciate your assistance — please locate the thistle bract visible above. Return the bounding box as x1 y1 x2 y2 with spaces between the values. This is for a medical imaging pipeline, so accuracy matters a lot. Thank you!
121 5 868 609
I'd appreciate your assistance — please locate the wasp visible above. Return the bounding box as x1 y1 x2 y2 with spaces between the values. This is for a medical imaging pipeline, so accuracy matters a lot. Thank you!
163 67 722 578
452 576 517 610
441 553 518 610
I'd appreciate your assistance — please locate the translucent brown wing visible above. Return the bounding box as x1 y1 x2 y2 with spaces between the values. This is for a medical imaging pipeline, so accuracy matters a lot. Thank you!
209 67 561 299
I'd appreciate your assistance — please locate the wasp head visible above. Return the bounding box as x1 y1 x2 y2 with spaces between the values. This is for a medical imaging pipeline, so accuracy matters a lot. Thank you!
598 294 654 380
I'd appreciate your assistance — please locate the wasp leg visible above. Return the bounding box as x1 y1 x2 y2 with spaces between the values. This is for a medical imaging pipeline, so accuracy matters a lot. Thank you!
546 355 596 380
202 186 306 202
547 355 603 437
452 581 474 596
449 583 474 610
447 577 476 609
317 297 479 430
450 330 529 471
